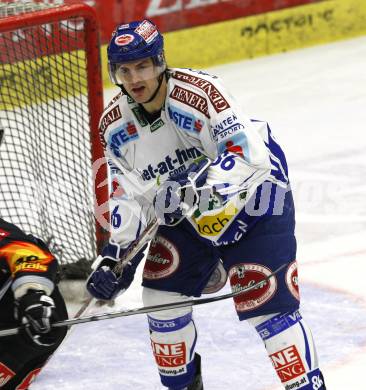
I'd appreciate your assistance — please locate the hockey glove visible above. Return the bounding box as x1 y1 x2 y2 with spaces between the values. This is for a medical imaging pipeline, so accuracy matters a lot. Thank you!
86 241 147 301
154 158 210 225
15 289 62 347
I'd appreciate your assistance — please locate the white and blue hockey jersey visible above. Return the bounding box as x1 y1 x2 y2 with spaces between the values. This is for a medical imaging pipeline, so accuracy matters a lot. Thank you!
99 68 289 247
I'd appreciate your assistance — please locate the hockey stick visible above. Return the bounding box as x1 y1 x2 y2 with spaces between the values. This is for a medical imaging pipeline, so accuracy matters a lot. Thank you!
0 262 288 337
112 218 159 275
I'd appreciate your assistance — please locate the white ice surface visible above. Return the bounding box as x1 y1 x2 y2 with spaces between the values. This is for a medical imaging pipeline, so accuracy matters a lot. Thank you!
31 36 366 389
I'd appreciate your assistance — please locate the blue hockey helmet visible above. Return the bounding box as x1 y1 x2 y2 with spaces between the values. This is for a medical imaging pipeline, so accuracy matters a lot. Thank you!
107 19 166 85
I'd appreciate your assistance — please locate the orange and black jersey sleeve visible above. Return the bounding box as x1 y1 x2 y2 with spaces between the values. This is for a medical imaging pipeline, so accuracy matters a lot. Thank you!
0 218 58 295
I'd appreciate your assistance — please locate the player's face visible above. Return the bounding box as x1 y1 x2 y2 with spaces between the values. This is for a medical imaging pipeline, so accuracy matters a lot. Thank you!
115 58 161 103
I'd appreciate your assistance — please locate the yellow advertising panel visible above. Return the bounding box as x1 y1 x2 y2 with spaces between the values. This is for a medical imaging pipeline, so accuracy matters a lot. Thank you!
102 0 366 87
0 51 87 110
163 0 366 69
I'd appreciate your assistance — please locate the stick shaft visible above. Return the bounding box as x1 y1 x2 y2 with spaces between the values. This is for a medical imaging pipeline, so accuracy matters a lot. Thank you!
0 262 287 337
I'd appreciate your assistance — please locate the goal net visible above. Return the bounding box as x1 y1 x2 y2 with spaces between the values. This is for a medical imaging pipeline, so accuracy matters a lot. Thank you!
0 2 109 278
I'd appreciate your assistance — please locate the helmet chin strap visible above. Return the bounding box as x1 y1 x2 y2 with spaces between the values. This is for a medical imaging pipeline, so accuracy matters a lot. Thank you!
119 71 166 106
141 72 165 104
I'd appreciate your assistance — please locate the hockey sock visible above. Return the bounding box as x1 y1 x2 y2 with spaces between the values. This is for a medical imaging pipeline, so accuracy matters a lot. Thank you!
248 310 326 390
143 288 199 389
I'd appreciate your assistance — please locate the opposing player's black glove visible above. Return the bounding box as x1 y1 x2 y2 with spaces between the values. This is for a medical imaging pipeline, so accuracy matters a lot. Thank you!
15 289 61 347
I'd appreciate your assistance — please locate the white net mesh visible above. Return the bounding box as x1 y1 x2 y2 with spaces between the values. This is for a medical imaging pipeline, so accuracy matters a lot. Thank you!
0 3 103 277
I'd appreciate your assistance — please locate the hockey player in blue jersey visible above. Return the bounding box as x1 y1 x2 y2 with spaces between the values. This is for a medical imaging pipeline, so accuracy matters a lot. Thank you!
87 20 326 390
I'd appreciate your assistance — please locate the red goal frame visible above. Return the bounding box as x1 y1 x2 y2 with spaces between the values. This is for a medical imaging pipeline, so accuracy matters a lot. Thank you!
0 3 109 255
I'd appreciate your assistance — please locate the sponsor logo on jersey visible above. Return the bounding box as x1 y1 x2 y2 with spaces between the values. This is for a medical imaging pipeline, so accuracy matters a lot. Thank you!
115 34 134 46
127 95 135 104
143 235 180 279
192 202 237 237
215 122 245 142
135 20 158 43
167 105 203 134
151 341 187 370
131 105 165 131
99 105 122 147
16 368 42 390
270 345 306 383
218 133 248 157
286 261 300 301
0 228 10 240
108 121 138 157
172 71 230 113
169 85 209 118
186 68 217 79
211 114 244 141
211 115 248 157
229 263 277 312
106 91 122 108
131 106 148 127
150 118 165 132
0 362 15 387
140 147 201 181
213 218 248 246
0 242 54 275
